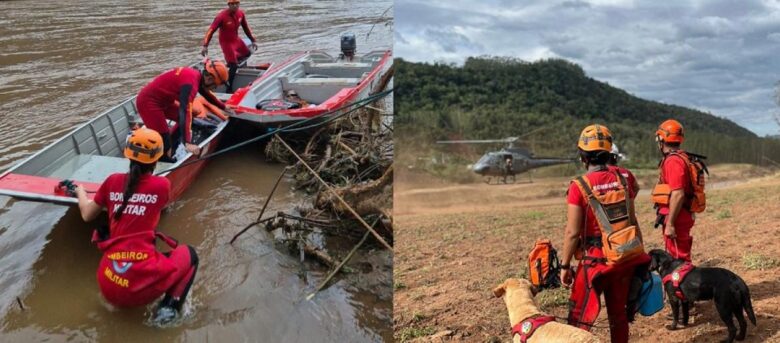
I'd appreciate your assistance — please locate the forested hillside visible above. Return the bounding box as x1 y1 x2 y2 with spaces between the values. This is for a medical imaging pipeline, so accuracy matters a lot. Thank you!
396 57 780 167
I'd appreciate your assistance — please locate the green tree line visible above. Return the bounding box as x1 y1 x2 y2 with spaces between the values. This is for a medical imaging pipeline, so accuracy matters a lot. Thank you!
396 57 780 167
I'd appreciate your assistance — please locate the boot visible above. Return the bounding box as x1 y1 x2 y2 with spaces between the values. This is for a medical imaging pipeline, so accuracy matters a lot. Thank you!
226 63 238 93
152 295 180 326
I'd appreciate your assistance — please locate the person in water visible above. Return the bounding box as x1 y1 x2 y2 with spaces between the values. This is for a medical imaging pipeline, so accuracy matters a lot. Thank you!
75 127 199 325
135 60 233 161
201 0 258 92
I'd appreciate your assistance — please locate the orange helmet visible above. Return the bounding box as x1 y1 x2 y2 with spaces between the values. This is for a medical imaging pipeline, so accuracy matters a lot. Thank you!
656 119 684 144
124 128 164 164
204 59 229 86
578 124 613 152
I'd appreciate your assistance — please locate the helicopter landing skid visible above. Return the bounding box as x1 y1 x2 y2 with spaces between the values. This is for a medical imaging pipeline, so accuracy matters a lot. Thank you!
484 175 534 185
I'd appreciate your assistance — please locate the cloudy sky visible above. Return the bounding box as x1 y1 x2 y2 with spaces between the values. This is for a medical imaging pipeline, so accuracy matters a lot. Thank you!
395 0 780 136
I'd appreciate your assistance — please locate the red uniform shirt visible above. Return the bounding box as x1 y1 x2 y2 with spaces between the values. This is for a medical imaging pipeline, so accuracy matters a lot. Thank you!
94 173 170 237
657 152 693 223
139 67 200 108
137 67 224 143
203 9 255 46
567 168 637 237
137 67 199 143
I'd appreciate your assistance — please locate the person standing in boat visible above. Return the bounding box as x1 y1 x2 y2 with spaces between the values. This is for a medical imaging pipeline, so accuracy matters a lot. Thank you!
74 128 199 325
201 0 258 93
136 60 233 162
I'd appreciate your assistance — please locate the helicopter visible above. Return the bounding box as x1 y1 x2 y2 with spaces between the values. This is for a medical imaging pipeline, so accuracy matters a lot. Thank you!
437 136 577 185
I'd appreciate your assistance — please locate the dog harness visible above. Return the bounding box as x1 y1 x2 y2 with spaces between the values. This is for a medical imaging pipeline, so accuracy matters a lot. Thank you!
662 262 695 301
511 315 556 342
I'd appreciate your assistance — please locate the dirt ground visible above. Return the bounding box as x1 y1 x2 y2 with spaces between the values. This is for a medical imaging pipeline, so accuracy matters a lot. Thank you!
394 164 780 342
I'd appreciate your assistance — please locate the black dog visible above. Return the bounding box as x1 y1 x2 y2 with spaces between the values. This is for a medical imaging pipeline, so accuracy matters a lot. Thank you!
648 249 756 343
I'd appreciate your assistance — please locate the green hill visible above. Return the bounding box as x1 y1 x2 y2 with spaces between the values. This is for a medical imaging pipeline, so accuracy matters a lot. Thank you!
396 57 779 168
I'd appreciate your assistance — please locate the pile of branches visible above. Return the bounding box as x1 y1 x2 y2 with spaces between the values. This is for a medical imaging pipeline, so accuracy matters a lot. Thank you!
254 102 393 280
265 106 394 242
245 66 396 289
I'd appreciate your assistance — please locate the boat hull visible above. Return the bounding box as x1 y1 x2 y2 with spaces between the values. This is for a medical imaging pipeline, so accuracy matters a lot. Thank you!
0 98 228 205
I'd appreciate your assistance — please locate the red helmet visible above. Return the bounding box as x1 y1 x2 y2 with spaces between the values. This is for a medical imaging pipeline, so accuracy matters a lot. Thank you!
656 119 684 144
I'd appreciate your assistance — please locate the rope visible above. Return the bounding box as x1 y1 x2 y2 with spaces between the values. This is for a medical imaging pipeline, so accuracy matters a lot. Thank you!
154 88 393 175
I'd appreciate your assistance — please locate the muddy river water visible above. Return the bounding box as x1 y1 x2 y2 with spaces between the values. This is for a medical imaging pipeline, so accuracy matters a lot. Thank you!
0 0 392 341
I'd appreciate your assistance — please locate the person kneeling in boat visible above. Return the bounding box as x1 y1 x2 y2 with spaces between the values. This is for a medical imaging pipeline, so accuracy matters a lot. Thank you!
74 128 199 325
136 59 235 162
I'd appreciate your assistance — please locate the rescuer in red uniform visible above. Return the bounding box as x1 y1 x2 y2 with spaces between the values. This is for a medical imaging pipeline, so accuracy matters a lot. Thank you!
135 60 233 161
654 119 697 262
75 128 199 325
201 0 258 92
560 124 650 343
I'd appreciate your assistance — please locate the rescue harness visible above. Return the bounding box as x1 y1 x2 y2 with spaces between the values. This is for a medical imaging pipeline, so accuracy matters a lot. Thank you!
661 262 695 301
511 315 556 342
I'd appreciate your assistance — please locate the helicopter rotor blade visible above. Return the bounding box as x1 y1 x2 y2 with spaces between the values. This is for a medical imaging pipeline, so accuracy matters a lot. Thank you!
511 125 556 141
439 125 554 145
437 139 513 144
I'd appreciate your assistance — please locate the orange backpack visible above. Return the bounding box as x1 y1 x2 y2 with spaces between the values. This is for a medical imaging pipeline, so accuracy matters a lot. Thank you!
652 151 708 213
528 239 561 289
573 171 645 265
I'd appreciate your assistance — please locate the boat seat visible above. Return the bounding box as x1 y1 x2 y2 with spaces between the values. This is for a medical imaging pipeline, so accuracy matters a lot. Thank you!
279 76 361 104
285 77 361 86
302 61 374 78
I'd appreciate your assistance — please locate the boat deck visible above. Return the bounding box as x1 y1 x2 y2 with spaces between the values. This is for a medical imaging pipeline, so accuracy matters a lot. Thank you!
44 155 174 184
229 50 392 121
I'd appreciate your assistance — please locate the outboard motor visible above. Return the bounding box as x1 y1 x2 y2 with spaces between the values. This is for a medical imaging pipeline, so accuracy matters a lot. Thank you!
340 32 356 61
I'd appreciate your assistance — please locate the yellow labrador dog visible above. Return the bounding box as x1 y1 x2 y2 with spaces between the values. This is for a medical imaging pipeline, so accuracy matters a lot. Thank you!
493 278 600 343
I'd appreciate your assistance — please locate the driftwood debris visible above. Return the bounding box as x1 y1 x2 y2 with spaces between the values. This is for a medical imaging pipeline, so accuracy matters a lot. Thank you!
306 229 372 300
264 104 394 247
235 82 394 302
229 167 288 244
302 244 337 268
273 134 391 250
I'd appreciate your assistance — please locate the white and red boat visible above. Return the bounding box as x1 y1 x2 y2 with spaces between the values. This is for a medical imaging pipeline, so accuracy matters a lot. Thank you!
0 62 271 205
227 49 392 124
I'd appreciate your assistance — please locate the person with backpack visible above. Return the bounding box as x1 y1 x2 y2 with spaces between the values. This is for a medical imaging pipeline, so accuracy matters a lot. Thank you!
652 119 707 263
559 124 650 343
74 128 199 325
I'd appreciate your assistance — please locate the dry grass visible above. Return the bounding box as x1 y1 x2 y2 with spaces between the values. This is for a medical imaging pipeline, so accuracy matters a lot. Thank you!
394 166 780 342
